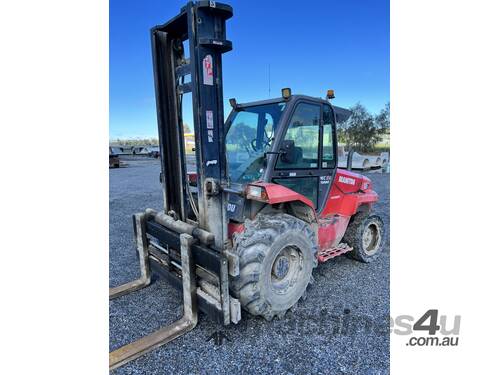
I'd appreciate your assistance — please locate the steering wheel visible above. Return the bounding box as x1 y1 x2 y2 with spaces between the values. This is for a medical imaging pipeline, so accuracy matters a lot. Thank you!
251 137 272 152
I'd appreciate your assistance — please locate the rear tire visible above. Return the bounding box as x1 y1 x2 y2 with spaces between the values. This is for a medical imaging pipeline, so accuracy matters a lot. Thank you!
231 213 318 321
344 213 384 263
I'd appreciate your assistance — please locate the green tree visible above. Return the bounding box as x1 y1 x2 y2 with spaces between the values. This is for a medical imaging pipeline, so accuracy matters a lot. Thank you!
337 102 390 152
375 102 390 133
338 103 379 152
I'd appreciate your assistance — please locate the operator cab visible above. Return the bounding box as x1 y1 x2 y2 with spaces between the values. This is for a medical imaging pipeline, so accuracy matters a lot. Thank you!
224 90 350 212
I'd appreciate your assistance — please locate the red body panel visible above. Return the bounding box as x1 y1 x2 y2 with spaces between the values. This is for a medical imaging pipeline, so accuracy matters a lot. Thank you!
318 170 377 253
321 169 377 217
250 181 316 210
242 170 378 260
317 214 351 251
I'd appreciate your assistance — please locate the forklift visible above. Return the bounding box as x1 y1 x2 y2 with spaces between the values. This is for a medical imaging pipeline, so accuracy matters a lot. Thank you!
109 1 384 369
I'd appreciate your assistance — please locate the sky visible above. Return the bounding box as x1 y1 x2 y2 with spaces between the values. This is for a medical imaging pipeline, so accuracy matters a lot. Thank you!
110 0 389 139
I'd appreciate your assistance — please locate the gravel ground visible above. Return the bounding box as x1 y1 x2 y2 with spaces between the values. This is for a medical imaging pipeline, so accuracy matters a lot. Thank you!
110 157 390 375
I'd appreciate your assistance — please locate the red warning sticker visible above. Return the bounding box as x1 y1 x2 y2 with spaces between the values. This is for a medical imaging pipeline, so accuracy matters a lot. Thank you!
203 55 214 85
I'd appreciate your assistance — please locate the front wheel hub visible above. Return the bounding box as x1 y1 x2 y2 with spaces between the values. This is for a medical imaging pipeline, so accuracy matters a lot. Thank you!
272 255 290 279
270 246 303 295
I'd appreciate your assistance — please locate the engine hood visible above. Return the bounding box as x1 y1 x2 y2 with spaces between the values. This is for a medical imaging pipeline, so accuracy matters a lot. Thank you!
334 169 372 194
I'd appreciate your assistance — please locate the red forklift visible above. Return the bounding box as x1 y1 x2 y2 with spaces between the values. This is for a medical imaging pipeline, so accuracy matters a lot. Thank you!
110 1 384 369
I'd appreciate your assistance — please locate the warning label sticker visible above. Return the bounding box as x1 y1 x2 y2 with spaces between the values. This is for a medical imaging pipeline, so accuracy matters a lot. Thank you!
206 110 214 129
203 55 213 85
206 110 214 142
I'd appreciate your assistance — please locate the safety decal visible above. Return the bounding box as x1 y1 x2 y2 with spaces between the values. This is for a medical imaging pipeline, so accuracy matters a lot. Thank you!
203 55 214 85
206 110 214 142
206 110 214 129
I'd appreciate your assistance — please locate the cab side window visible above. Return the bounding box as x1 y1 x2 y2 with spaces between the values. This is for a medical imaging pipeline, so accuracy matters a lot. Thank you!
322 105 336 168
276 103 321 169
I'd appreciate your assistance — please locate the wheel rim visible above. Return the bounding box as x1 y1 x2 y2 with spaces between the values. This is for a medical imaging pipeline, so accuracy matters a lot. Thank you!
270 246 303 295
362 222 381 255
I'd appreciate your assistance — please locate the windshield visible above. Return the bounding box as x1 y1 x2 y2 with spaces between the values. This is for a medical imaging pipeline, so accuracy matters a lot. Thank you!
225 102 286 184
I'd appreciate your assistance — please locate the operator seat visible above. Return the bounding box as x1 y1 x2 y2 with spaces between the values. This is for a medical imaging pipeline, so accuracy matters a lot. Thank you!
290 146 303 165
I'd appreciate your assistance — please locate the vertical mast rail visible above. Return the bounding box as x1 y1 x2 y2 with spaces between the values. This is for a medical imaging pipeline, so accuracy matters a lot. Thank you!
187 1 233 249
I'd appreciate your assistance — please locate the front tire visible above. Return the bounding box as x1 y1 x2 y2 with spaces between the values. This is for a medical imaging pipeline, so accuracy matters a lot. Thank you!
232 213 318 321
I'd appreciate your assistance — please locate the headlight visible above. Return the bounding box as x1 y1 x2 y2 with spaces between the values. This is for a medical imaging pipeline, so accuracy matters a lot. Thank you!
246 185 268 201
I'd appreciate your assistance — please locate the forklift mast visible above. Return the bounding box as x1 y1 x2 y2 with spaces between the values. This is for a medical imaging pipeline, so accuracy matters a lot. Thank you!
151 1 232 250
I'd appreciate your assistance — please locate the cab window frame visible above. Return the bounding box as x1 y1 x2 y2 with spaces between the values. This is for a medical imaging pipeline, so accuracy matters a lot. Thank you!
321 104 337 170
275 101 322 170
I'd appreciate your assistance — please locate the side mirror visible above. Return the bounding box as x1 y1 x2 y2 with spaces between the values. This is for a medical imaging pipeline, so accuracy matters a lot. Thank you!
280 140 296 164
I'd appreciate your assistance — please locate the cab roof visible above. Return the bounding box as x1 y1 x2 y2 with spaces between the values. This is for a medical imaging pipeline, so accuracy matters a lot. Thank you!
236 95 352 123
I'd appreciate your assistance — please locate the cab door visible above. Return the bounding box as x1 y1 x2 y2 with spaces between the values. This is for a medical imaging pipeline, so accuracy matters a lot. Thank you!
317 104 337 212
271 101 337 212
